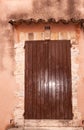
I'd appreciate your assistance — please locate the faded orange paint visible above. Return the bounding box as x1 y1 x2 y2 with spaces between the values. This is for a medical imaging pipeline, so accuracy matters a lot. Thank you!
78 30 84 120
0 0 84 129
0 71 19 130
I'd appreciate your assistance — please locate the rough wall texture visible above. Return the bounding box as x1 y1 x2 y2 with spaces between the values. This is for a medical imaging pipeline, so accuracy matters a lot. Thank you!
0 1 84 130
0 23 18 130
1 0 84 20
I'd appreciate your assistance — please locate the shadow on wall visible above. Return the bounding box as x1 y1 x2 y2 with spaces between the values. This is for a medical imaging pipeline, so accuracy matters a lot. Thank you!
4 0 83 20
32 0 81 19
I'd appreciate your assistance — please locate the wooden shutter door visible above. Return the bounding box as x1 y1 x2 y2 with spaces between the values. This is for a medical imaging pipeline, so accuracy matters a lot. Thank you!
25 40 72 119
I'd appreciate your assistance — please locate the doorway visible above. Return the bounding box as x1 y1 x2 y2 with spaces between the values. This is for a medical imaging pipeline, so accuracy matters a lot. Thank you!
25 40 72 119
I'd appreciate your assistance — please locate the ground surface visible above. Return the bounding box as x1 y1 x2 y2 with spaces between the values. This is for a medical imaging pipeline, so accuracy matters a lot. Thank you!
8 127 83 130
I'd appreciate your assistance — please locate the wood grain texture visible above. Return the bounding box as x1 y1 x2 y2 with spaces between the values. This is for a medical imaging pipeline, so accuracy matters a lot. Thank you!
25 40 72 119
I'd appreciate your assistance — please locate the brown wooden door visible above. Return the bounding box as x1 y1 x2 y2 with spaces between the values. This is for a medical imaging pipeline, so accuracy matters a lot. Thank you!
25 40 73 119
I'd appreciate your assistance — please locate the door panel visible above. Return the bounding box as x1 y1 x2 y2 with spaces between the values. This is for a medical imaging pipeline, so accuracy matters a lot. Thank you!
25 40 72 119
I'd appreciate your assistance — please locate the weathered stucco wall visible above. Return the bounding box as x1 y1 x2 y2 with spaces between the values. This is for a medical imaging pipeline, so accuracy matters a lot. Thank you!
78 31 84 120
0 0 84 130
1 0 84 20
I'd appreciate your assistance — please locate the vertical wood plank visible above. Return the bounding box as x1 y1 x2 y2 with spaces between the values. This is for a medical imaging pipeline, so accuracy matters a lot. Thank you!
61 41 65 119
36 43 41 119
63 42 68 119
65 42 69 119
59 41 64 119
51 41 56 119
25 43 28 119
59 41 61 119
44 41 49 119
32 43 37 119
55 42 60 118
54 42 57 119
66 41 72 119
25 42 33 119
40 43 45 119
49 42 52 119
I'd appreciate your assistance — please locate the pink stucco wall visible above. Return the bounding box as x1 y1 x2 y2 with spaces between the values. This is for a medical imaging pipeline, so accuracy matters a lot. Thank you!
0 0 84 129
78 31 84 121
0 72 18 130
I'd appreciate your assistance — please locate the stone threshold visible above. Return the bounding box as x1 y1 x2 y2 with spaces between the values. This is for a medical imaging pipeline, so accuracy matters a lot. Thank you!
8 127 83 130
